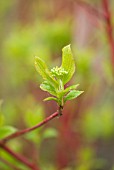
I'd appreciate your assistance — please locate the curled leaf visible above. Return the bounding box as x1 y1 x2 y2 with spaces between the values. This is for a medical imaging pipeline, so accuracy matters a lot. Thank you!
63 84 79 95
61 45 75 85
44 97 58 102
64 90 84 103
35 56 58 88
40 81 56 96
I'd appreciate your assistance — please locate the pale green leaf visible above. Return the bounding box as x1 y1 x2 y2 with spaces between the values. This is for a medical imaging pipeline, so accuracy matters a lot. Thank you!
35 56 58 87
63 84 79 95
61 45 75 84
42 128 58 139
25 130 41 144
64 90 84 103
44 97 58 102
40 81 56 96
0 126 17 139
25 105 44 127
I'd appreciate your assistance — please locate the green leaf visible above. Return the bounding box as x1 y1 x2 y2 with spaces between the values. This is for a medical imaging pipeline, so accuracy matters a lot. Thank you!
44 97 58 102
25 105 44 127
63 84 79 95
25 130 41 144
61 45 75 84
35 56 58 88
40 81 56 96
64 90 84 103
0 126 17 139
42 128 58 139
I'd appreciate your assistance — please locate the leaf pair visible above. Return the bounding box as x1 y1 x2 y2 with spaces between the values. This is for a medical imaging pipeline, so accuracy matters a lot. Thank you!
35 45 83 108
44 88 84 105
35 45 75 86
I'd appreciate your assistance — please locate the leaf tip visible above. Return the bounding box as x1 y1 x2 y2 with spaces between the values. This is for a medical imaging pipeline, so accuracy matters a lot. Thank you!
34 56 40 62
34 55 38 60
43 98 47 102
62 44 71 52
34 56 38 65
79 91 84 95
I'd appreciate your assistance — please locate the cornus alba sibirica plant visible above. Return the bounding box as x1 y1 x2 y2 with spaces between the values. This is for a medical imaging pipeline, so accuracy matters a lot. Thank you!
35 45 83 115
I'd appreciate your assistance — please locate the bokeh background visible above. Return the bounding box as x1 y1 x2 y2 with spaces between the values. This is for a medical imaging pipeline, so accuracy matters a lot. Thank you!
0 0 114 169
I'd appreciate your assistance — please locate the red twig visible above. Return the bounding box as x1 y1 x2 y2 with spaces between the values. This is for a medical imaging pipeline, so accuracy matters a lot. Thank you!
76 0 106 19
102 0 114 73
0 111 59 144
0 110 60 169
75 0 114 74
0 145 39 170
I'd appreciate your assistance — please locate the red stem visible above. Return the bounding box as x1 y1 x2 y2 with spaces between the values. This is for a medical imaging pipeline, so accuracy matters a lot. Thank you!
0 111 59 144
102 0 114 72
76 0 105 19
0 111 60 169
1 145 39 170
76 0 114 74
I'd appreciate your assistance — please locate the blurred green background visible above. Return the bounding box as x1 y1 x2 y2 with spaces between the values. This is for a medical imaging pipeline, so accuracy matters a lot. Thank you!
0 0 114 169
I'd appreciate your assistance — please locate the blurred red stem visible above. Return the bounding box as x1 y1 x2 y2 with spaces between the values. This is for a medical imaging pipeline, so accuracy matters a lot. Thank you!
0 111 59 144
102 0 114 73
76 0 114 74
76 0 105 19
0 145 39 170
0 110 60 169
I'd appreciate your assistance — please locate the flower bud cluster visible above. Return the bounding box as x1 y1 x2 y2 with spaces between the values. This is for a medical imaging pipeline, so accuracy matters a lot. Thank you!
51 66 68 78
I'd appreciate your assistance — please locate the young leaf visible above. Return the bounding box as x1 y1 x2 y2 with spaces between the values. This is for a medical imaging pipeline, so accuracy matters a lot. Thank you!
64 90 84 103
44 97 58 102
25 105 44 127
63 84 79 95
0 126 17 139
40 81 56 96
42 128 58 139
35 56 58 87
61 45 75 85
